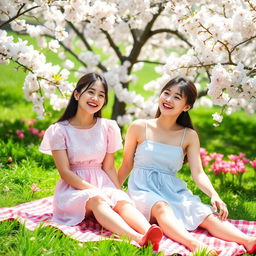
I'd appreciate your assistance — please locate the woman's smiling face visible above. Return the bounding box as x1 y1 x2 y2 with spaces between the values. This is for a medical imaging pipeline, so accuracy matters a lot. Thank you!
159 84 190 116
75 80 106 114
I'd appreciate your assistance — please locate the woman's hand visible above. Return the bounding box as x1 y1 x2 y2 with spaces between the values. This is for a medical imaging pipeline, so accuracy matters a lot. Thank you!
211 195 228 221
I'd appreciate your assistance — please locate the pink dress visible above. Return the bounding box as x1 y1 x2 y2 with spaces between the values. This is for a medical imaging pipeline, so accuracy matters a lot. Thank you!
39 118 132 225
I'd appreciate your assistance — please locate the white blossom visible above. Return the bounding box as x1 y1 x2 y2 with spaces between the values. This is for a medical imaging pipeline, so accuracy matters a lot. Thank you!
48 40 60 53
199 97 213 108
212 112 223 123
63 60 74 70
55 26 68 41
10 19 26 31
0 0 255 121
117 114 133 126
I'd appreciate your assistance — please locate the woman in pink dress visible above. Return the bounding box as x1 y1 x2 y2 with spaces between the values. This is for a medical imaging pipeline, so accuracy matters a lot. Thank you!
39 73 162 250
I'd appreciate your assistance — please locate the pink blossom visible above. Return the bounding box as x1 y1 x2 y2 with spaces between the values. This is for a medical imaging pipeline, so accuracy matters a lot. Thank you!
200 147 208 156
238 153 245 158
28 127 39 135
250 160 256 171
7 157 13 163
229 154 249 164
210 152 223 161
229 160 245 174
200 148 212 167
31 184 41 192
16 129 23 135
202 155 212 167
236 160 246 173
228 154 239 162
241 157 249 164
16 129 25 139
210 158 247 175
38 130 45 137
28 119 36 126
18 133 24 139
209 159 227 175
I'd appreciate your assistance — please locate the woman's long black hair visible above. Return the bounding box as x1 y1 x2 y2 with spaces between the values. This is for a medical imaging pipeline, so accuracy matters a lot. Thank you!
58 73 108 122
155 77 197 129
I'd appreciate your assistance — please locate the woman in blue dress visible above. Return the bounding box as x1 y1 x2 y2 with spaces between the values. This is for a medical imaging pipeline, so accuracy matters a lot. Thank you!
118 77 256 254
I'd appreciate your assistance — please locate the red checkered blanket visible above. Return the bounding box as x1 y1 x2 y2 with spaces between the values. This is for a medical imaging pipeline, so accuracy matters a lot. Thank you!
0 197 255 256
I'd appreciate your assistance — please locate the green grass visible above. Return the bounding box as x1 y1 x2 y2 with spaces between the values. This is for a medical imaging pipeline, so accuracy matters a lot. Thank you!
0 220 162 256
0 30 255 256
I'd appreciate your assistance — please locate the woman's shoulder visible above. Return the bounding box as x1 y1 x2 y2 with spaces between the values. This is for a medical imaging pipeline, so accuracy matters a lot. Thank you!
99 118 121 134
184 127 200 144
130 119 148 129
185 127 198 136
53 120 69 128
127 119 149 138
100 117 118 127
46 121 68 134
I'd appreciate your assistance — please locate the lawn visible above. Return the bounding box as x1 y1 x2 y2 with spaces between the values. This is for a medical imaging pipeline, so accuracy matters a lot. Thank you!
0 32 255 256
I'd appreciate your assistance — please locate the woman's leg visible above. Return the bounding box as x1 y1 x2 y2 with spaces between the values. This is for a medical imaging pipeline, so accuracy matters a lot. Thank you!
200 214 256 251
113 200 151 234
151 201 204 252
86 196 143 242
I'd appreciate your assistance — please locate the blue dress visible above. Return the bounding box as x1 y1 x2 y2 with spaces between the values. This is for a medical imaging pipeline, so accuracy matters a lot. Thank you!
127 125 213 231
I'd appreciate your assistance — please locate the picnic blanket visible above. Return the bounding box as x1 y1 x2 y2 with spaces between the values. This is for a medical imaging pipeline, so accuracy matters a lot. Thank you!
0 196 255 256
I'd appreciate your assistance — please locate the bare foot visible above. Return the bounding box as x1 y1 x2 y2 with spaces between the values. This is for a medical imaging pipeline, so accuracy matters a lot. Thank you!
245 237 256 254
188 240 207 252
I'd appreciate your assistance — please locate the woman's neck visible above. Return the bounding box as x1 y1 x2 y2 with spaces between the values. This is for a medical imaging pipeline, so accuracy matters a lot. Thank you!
156 115 179 131
69 111 96 128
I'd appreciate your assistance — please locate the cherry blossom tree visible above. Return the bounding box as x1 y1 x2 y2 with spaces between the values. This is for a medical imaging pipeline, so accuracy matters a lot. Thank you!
0 0 255 126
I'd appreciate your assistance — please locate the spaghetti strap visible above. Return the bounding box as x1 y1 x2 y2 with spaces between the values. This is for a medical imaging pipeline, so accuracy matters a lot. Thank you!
180 128 187 146
145 120 148 140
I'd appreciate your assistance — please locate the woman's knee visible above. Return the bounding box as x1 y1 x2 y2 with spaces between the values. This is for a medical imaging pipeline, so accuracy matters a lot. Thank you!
87 195 107 209
200 213 218 228
152 201 169 215
114 200 132 212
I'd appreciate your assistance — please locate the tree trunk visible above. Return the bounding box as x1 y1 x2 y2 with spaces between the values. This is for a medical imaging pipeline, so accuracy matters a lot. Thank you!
111 95 126 121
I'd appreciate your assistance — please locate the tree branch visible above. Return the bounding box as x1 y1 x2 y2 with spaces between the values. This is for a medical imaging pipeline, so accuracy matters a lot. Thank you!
68 22 107 72
247 67 256 76
101 29 124 62
0 52 64 96
222 4 227 18
169 61 254 72
197 88 208 98
42 34 87 67
246 0 256 12
135 60 165 65
199 23 234 64
67 22 93 51
128 24 138 43
9 29 88 69
194 55 212 82
0 4 40 29
127 3 165 73
231 35 256 53
149 28 192 47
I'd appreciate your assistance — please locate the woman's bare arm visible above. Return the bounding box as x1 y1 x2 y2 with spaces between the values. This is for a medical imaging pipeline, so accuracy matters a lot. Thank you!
102 152 122 189
52 150 97 190
118 120 144 185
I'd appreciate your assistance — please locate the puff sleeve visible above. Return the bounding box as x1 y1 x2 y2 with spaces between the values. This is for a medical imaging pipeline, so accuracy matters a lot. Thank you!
39 123 67 155
106 120 123 153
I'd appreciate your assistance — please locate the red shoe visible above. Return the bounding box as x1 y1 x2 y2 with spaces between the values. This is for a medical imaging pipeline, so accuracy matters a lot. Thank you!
248 244 256 254
139 224 163 251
